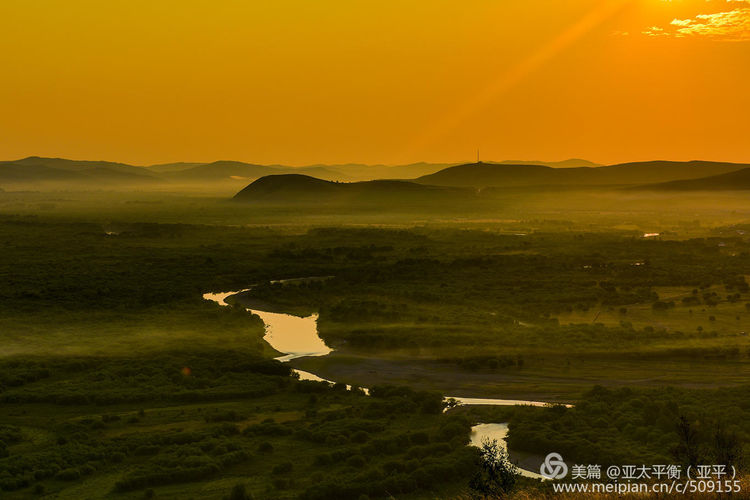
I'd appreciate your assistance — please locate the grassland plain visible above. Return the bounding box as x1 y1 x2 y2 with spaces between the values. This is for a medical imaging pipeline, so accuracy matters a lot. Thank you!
0 190 748 498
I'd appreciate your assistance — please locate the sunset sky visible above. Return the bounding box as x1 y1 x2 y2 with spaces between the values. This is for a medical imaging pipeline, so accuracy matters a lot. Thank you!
1 0 748 166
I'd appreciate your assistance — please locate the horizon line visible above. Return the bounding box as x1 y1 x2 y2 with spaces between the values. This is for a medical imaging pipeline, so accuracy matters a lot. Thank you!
4 155 750 169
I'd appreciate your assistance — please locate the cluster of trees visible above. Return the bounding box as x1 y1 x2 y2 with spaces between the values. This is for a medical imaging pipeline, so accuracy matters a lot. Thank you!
241 228 750 363
323 299 409 323
503 386 749 469
0 349 491 498
4 217 750 497
115 439 250 491
5 217 750 367
300 451 477 500
0 426 21 459
0 351 291 406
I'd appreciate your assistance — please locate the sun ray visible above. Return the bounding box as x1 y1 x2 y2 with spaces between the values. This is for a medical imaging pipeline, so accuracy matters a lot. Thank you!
399 0 631 161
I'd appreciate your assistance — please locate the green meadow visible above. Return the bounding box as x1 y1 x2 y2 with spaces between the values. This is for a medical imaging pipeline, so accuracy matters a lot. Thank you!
1 189 749 498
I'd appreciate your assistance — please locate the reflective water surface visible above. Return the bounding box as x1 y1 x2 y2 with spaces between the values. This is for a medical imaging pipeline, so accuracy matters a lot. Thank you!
202 290 331 362
205 286 562 481
203 288 564 407
469 423 545 480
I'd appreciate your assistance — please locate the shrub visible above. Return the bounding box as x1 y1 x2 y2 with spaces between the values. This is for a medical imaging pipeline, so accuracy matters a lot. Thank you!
228 483 253 500
346 455 367 468
55 468 81 481
258 442 273 453
273 462 293 474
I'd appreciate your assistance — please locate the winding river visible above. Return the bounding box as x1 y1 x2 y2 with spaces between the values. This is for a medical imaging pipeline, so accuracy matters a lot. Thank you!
203 290 335 383
203 287 558 479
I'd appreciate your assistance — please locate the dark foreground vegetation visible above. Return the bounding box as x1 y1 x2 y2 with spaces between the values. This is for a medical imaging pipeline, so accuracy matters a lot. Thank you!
460 385 749 470
1 190 749 498
0 351 483 499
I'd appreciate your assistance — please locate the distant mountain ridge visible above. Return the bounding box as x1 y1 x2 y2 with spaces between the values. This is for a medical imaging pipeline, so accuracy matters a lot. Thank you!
631 167 750 191
498 159 600 168
414 161 750 188
8 156 150 173
232 174 471 203
0 157 162 185
3 156 750 192
0 156 457 187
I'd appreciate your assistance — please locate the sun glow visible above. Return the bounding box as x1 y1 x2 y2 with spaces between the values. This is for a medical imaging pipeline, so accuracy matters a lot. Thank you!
0 0 747 165
400 0 632 161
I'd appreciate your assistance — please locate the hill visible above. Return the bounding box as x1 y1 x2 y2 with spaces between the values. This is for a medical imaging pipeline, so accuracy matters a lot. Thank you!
149 161 460 182
232 174 471 203
8 156 137 171
148 160 600 181
0 157 162 186
164 161 280 181
593 160 750 185
4 156 747 192
0 157 450 188
5 157 160 177
632 167 750 191
161 161 454 183
315 162 456 181
498 158 600 168
414 162 589 188
145 162 207 173
161 161 352 183
0 163 86 183
233 174 339 200
414 161 750 188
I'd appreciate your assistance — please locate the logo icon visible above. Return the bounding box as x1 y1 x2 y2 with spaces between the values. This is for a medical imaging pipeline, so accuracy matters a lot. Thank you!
540 452 568 479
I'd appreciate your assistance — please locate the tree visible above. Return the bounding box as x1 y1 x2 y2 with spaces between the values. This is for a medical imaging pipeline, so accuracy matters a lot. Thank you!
228 483 253 500
470 438 518 498
673 415 702 468
713 423 743 472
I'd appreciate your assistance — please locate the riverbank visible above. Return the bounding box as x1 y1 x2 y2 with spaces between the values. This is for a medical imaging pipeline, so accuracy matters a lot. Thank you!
290 352 578 402
208 288 576 403
228 291 317 317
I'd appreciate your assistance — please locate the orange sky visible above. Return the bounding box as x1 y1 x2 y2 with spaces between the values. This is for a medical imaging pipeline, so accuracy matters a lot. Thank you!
1 0 748 166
